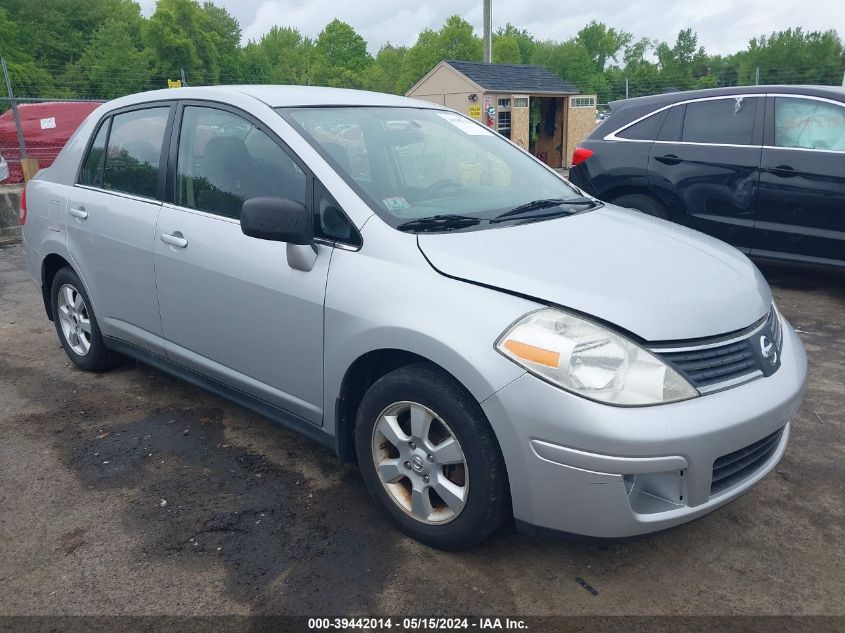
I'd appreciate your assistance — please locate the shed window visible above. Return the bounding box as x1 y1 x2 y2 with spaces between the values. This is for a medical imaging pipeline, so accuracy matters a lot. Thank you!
570 96 596 108
514 97 529 108
498 98 511 109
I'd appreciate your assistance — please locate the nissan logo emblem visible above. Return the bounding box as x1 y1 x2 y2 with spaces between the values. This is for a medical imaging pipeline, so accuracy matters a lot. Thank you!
760 335 777 365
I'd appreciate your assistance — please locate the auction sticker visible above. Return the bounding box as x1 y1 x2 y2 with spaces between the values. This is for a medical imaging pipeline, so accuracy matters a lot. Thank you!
382 196 411 211
436 112 491 135
40 117 57 130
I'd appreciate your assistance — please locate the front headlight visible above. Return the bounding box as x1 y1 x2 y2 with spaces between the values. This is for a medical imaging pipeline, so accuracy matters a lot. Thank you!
496 308 698 406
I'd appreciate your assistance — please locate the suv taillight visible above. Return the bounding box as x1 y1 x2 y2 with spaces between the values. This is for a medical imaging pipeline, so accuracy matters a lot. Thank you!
20 186 27 225
571 147 594 167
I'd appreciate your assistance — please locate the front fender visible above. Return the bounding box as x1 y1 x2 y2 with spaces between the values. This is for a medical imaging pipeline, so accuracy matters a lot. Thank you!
322 243 536 436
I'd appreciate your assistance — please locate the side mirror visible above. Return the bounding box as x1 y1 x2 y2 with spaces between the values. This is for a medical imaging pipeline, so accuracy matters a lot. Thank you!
240 197 313 245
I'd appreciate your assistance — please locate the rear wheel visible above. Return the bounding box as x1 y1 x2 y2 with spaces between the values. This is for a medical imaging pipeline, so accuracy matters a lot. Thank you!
355 363 510 550
611 193 670 220
51 268 119 372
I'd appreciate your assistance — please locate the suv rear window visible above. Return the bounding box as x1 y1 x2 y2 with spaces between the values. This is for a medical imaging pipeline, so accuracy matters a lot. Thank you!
681 97 759 145
617 110 668 140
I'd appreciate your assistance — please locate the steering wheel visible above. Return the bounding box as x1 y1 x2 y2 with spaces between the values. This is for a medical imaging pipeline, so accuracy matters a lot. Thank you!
421 179 461 198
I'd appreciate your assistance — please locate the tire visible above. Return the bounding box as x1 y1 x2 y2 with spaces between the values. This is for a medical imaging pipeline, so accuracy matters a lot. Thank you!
611 193 670 220
354 362 510 550
51 267 119 372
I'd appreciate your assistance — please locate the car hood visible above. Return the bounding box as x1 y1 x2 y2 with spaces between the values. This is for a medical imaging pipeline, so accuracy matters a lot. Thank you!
417 205 771 342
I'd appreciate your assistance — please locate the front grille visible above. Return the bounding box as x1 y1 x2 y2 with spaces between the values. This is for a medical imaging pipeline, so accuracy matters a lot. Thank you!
710 428 783 496
659 342 758 388
653 306 782 392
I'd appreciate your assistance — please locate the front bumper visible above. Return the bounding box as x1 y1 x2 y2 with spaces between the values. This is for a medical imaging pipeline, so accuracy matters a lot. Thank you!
481 320 807 538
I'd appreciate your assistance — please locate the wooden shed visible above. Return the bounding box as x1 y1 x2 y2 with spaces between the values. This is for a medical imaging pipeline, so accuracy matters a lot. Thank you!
406 60 597 169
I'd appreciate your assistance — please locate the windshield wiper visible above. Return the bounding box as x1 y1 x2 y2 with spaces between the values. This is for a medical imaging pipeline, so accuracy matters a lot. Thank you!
491 197 600 222
396 214 482 232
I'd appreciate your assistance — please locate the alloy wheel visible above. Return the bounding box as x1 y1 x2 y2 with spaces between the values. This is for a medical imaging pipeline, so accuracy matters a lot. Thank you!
371 401 468 525
57 283 92 356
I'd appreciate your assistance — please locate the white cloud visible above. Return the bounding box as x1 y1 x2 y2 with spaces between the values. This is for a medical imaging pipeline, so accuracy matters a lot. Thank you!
140 0 845 57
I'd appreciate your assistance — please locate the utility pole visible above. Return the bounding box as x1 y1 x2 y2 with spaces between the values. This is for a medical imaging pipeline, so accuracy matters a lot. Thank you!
625 76 629 99
755 66 760 86
841 70 845 87
483 0 492 63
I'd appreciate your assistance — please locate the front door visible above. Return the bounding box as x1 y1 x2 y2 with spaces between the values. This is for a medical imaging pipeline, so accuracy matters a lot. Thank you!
67 105 172 352
648 96 764 251
753 95 845 265
154 104 330 424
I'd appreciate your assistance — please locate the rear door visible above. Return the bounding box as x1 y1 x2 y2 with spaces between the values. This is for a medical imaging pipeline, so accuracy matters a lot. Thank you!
648 95 764 251
753 95 845 265
67 104 173 352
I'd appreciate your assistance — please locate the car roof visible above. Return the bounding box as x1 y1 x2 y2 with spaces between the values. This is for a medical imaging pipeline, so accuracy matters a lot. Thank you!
99 85 443 110
587 84 845 140
609 84 845 113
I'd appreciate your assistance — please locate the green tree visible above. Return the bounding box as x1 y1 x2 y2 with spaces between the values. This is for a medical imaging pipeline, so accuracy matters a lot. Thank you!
0 7 54 97
656 28 708 90
201 1 242 81
576 21 632 73
493 36 521 64
398 16 482 92
310 19 372 88
438 16 483 61
242 26 312 85
2 0 142 70
364 44 407 93
398 29 441 92
495 24 535 64
736 28 843 85
63 19 151 98
143 0 238 86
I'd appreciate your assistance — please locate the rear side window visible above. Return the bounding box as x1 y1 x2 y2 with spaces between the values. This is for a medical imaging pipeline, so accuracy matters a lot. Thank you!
681 97 759 145
103 107 170 199
657 105 685 141
617 110 668 140
176 106 307 220
79 121 109 187
774 97 845 151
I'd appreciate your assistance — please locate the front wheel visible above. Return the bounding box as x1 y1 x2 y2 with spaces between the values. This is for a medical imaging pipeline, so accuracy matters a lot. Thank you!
355 363 510 549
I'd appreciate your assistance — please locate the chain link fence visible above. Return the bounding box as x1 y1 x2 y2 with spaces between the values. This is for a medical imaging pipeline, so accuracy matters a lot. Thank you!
1 58 103 184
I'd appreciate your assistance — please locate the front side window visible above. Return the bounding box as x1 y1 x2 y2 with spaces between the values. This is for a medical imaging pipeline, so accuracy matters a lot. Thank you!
279 107 585 228
79 120 109 187
774 97 845 151
176 106 306 220
681 97 759 145
103 107 169 198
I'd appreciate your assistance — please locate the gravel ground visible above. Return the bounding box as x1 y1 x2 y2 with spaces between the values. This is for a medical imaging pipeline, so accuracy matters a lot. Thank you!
0 242 843 618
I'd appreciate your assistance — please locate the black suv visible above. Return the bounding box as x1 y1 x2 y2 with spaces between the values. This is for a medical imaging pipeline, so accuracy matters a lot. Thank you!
569 86 845 267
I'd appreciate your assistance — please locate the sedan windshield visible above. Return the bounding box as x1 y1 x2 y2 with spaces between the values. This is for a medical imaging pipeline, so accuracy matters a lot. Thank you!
277 106 596 231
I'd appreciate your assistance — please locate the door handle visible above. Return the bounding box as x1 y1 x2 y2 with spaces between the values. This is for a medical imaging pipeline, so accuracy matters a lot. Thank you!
769 164 797 178
655 154 682 166
69 207 88 220
160 232 188 248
